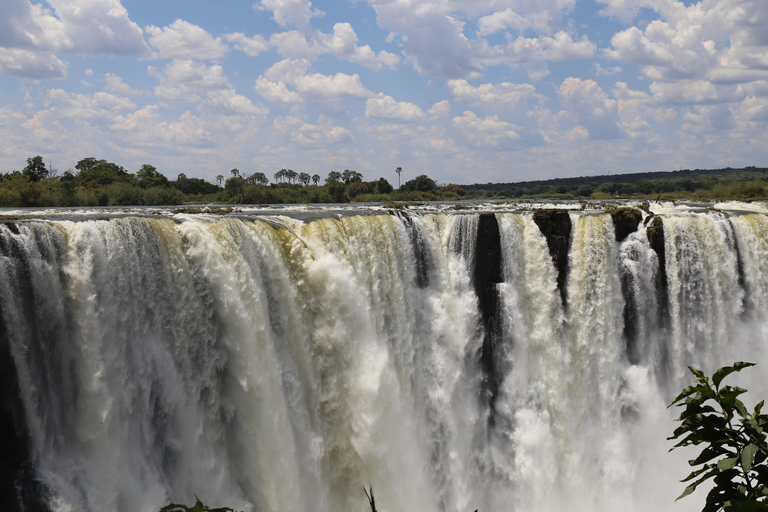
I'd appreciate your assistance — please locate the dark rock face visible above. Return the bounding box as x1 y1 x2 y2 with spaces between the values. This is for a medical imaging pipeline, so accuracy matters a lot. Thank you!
646 216 665 278
609 208 642 242
0 312 48 512
473 214 504 425
532 210 572 304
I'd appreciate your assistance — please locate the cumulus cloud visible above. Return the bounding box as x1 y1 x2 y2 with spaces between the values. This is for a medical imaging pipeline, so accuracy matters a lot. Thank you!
0 0 147 78
254 0 323 32
452 110 521 147
111 106 215 147
557 77 624 140
254 58 373 104
225 32 270 57
428 100 451 118
273 115 352 145
104 73 143 97
146 20 229 60
254 77 303 105
0 0 147 56
0 48 68 80
604 0 768 84
43 88 136 121
362 0 589 78
365 94 426 122
149 60 266 115
269 23 400 70
447 79 537 106
476 0 577 36
648 80 744 105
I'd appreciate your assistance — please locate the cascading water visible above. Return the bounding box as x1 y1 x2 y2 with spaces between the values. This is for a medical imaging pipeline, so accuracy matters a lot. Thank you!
0 204 767 512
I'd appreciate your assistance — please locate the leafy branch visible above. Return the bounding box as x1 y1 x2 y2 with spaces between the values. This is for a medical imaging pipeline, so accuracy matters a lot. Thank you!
668 362 768 511
160 496 239 512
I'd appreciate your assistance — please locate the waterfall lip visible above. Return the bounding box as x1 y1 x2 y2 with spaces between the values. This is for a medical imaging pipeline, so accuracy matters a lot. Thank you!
7 199 762 221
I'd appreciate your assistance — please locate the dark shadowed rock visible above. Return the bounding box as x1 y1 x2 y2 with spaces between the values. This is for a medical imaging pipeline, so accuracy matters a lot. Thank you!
474 214 504 427
609 208 642 242
533 210 572 304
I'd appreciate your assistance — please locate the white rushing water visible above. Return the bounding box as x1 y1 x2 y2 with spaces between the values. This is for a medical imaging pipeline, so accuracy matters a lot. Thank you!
0 205 767 512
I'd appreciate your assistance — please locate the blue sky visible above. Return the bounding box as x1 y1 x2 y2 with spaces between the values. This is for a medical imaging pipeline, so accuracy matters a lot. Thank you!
1 0 767 185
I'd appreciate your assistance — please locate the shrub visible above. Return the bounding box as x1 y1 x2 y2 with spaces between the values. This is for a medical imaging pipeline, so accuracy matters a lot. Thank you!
668 362 768 511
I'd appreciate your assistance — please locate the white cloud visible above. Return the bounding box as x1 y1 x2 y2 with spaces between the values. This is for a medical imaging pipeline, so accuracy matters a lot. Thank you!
447 79 537 106
0 48 68 80
477 8 530 36
428 100 451 118
0 0 147 56
104 73 143 97
294 72 372 101
146 19 229 60
111 106 215 147
604 0 768 85
362 0 589 78
557 77 624 140
648 80 743 105
273 115 352 145
149 60 230 102
44 88 136 120
149 60 266 115
0 0 147 78
505 32 596 62
365 94 426 122
594 63 622 76
254 58 373 104
263 58 312 83
225 32 270 57
269 23 400 71
452 110 521 147
254 77 303 105
254 0 323 32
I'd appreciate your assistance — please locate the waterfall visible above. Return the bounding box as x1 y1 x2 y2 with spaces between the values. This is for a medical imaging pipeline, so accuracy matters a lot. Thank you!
0 206 767 512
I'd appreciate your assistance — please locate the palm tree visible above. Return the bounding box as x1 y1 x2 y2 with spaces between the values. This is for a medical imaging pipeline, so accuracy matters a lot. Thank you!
216 174 224 187
395 167 402 188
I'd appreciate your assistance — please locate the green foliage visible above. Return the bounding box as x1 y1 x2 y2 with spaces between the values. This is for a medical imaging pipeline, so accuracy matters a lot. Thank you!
346 181 369 198
402 174 437 192
137 164 170 189
159 496 240 512
668 362 768 512
22 155 48 182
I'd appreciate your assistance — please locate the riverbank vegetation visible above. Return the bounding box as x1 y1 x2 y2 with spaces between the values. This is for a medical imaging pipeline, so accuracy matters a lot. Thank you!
1 156 766 208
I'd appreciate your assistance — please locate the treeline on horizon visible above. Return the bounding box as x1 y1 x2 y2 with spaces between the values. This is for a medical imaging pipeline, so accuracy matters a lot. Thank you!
1 155 767 208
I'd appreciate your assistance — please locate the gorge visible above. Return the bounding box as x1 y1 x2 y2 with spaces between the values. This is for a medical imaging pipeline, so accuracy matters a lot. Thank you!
1 202 767 512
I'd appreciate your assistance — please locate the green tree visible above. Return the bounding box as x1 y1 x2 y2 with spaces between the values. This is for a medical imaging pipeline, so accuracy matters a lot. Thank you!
395 166 402 188
668 362 768 512
376 177 393 194
298 172 311 186
75 158 131 186
246 172 268 185
342 169 363 185
402 174 436 192
325 171 342 185
312 174 320 185
22 155 48 182
137 164 169 188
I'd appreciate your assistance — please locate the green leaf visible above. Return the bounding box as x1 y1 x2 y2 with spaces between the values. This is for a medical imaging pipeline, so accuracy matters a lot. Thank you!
723 500 768 512
743 444 759 472
713 363 756 388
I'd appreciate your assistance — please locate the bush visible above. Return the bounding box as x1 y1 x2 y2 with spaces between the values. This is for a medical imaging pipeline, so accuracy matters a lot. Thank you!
143 187 186 206
668 362 768 511
105 182 144 206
